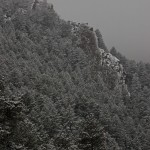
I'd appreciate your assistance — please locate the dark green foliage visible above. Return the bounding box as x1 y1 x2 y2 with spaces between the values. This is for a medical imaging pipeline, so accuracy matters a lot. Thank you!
0 0 150 149
110 47 128 69
95 29 108 52
0 78 42 149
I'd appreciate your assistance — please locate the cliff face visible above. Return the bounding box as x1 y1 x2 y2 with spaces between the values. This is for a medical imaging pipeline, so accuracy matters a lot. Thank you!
70 22 130 96
94 31 130 93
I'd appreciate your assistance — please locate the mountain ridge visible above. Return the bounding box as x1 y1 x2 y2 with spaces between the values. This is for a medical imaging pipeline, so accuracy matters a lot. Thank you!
0 0 150 149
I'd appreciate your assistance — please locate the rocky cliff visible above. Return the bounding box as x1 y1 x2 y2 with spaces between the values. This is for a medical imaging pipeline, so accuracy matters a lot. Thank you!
70 21 130 96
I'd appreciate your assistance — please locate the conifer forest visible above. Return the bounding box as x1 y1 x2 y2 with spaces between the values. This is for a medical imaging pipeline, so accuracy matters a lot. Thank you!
0 0 150 149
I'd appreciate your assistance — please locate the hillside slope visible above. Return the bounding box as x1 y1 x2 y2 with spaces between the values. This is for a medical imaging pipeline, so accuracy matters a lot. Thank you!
0 0 150 150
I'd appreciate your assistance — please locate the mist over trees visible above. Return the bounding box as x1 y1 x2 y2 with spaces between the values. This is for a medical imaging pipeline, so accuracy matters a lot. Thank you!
0 0 150 149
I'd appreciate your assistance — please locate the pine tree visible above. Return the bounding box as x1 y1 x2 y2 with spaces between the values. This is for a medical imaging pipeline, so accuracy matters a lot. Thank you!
95 29 108 52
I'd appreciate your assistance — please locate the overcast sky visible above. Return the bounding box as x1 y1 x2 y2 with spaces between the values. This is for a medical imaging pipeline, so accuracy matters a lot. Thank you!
49 0 150 62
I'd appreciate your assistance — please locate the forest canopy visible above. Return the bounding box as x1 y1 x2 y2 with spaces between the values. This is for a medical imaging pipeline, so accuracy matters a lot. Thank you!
0 0 150 150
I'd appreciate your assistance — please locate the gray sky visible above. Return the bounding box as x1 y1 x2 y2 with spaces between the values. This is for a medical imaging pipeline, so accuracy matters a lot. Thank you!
49 0 150 62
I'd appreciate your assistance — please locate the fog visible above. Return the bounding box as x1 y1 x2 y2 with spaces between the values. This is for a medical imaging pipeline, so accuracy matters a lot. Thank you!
49 0 150 62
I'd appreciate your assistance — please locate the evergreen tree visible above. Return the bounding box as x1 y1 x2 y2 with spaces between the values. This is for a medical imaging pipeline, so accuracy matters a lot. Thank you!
95 29 108 52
